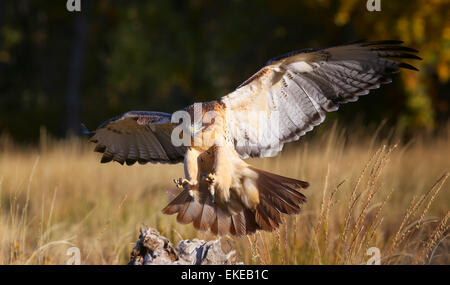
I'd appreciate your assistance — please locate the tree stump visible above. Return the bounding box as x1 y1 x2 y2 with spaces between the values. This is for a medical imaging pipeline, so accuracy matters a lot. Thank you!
129 228 242 265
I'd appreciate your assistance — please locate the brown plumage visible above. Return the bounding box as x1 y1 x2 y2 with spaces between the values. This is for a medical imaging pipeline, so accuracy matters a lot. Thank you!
87 40 420 236
162 166 308 236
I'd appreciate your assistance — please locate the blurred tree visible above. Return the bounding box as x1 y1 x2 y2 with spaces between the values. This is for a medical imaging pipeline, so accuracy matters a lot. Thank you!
66 7 87 135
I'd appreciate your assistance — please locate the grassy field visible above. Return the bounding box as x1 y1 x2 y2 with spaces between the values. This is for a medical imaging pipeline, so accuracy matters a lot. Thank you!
0 122 448 265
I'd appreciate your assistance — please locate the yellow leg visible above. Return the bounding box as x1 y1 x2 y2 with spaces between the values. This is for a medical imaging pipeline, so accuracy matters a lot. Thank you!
208 146 233 204
173 147 201 197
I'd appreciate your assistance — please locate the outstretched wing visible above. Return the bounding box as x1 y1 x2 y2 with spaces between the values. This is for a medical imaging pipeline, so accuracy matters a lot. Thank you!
88 111 186 165
221 40 421 158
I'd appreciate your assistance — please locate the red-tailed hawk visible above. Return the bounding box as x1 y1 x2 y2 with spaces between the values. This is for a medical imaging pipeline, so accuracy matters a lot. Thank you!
87 40 420 236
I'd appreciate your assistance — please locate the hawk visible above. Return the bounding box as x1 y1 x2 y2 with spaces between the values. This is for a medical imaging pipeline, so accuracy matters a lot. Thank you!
87 40 420 236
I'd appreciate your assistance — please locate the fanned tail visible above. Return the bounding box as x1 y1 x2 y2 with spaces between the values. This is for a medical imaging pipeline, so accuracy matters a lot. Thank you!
251 167 308 232
162 167 309 236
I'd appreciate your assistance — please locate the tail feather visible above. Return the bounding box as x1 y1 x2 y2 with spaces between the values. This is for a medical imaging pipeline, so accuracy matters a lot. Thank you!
177 196 202 224
162 167 309 236
258 168 309 188
257 199 282 226
254 167 308 215
259 182 302 214
211 207 232 236
193 196 216 231
243 209 258 234
161 190 190 215
255 206 280 231
231 211 247 236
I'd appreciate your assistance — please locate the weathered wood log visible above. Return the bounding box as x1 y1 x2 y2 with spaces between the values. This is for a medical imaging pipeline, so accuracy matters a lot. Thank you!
129 228 242 265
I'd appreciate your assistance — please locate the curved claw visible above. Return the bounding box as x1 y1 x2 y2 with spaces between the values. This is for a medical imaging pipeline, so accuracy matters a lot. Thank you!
202 173 216 184
173 178 198 199
202 173 216 202
173 178 184 188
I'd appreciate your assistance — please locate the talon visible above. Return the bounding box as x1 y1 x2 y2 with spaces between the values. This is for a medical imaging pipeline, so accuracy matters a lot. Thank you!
202 173 216 184
173 178 183 188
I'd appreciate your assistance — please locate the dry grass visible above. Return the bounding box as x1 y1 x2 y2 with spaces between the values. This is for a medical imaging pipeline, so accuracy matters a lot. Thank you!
0 122 448 264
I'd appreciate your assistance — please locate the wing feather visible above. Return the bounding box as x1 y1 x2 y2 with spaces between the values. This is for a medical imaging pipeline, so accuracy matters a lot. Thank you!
89 111 186 165
221 40 420 158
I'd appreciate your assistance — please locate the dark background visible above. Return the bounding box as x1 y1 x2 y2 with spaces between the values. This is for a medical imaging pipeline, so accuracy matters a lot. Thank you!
0 0 449 142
